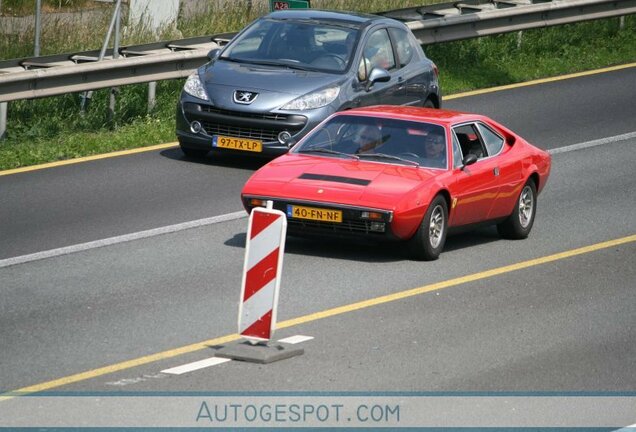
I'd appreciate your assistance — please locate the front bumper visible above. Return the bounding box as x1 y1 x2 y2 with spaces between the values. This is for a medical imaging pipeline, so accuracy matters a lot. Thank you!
176 99 328 157
242 195 397 240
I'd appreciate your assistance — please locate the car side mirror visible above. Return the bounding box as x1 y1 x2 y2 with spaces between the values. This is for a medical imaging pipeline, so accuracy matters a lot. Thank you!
283 136 297 148
461 154 478 169
364 67 390 92
207 48 221 61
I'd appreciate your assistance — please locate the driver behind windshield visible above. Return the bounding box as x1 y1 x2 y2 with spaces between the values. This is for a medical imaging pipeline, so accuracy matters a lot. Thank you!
423 132 447 168
353 124 383 154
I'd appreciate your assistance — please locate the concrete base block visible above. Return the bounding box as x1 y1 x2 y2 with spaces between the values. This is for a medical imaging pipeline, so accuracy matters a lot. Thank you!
215 340 304 364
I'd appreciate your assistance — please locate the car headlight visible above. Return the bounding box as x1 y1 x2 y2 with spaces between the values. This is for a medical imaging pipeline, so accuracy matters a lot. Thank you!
280 87 340 111
183 72 210 101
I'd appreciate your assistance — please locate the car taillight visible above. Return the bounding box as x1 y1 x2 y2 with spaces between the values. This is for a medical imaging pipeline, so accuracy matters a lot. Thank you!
432 63 439 78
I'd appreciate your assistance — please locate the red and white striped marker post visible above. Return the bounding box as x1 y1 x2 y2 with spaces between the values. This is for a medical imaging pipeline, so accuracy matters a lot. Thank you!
238 202 287 344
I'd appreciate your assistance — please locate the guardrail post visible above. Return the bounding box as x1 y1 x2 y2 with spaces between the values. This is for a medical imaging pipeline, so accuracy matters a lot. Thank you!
82 0 122 115
0 102 7 140
148 81 157 112
619 16 625 29
34 0 42 56
109 2 122 123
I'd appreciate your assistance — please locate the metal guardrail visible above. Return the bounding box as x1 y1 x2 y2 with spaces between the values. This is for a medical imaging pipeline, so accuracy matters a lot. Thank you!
386 0 636 43
0 0 634 104
0 33 237 104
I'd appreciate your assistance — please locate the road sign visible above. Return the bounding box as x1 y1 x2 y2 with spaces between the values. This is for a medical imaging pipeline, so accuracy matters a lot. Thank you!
270 0 311 11
238 205 287 343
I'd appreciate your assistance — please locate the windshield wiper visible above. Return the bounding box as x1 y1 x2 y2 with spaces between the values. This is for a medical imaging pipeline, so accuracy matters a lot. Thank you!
357 153 420 166
219 56 250 64
298 148 359 159
223 58 310 71
257 60 311 71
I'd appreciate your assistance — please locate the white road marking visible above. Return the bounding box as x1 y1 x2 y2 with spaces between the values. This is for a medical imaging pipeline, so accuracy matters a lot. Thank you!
159 337 312 378
0 211 246 269
161 357 231 375
2 131 634 269
277 335 314 345
548 131 636 155
105 373 168 387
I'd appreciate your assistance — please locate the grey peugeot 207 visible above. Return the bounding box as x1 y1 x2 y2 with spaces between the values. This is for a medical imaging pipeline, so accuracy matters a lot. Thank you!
176 9 441 158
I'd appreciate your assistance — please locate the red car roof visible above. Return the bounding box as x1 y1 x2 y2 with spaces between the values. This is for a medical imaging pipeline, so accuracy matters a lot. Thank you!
341 105 481 125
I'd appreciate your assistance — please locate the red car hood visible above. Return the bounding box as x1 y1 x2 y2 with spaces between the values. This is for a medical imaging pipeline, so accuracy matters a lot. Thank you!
243 154 439 209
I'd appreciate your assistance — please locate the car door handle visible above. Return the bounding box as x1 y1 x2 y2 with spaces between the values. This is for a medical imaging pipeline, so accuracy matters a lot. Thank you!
493 167 500 176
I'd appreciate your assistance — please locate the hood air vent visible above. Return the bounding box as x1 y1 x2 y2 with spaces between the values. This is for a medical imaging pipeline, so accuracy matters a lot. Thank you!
299 173 371 186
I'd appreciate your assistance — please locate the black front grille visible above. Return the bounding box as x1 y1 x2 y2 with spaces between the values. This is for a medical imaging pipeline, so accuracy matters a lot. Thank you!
287 218 383 235
200 106 291 122
200 122 280 141
184 103 307 142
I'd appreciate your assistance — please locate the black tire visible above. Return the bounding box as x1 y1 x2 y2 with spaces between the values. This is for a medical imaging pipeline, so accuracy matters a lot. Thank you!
408 195 448 261
497 179 537 239
180 146 209 158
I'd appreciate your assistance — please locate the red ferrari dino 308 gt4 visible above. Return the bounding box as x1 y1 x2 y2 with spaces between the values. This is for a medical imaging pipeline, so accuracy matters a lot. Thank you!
241 106 551 260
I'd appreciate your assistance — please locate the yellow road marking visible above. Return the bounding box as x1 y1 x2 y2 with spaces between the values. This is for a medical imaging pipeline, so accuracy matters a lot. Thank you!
445 63 636 100
2 62 636 177
2 233 635 401
0 333 240 401
0 142 178 177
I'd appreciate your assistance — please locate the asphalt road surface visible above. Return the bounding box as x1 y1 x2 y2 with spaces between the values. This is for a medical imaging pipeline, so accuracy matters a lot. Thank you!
1 66 635 426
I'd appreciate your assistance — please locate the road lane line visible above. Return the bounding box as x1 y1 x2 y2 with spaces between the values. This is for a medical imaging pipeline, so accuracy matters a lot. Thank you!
445 62 636 100
548 131 636 155
2 129 633 268
2 234 634 401
277 235 636 330
0 143 178 177
0 332 241 402
158 335 313 378
0 211 246 269
161 357 231 375
278 335 314 345
1 63 634 177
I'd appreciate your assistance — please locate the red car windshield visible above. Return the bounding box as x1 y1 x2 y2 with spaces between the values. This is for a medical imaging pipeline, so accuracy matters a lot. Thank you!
294 115 448 169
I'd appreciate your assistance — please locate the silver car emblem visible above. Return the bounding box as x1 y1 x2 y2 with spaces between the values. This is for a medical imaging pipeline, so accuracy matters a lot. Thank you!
234 91 258 104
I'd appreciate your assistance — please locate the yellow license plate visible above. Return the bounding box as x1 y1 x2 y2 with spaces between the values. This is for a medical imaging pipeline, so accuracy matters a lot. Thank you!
287 205 342 223
213 135 262 152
